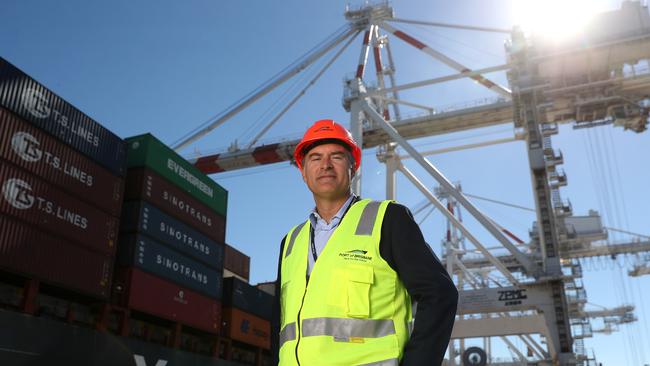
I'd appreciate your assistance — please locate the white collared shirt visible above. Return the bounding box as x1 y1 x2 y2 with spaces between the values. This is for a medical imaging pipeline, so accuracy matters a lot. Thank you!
307 194 355 274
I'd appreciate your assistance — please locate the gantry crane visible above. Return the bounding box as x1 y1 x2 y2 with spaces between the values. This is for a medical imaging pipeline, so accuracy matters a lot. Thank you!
173 2 650 365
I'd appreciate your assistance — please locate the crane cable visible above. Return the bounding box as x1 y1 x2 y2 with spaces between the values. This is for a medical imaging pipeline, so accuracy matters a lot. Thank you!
237 54 317 144
603 126 647 364
241 28 353 143
244 29 361 148
585 126 642 364
591 127 638 364
172 24 354 148
408 22 503 62
606 125 650 363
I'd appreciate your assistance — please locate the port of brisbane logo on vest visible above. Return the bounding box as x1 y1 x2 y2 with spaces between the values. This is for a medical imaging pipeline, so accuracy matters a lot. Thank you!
338 249 372 263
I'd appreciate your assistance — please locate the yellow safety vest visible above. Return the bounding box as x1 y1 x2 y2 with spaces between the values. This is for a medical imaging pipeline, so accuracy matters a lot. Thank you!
279 199 412 366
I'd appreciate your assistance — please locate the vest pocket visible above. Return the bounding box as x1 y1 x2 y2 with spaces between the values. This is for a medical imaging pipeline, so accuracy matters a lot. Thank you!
346 266 374 318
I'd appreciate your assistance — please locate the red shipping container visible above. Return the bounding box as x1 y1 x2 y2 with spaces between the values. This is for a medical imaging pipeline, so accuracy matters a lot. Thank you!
114 268 221 334
0 107 124 216
124 167 226 242
0 160 118 255
224 244 250 282
0 216 113 299
222 307 270 350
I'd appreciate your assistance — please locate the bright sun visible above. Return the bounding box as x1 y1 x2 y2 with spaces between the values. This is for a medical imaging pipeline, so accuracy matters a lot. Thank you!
513 0 601 40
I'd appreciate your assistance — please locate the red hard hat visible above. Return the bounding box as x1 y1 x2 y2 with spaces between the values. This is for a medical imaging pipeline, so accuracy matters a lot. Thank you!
294 119 362 171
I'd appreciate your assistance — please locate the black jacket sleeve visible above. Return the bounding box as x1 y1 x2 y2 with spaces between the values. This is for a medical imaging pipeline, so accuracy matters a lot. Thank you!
270 235 285 365
380 203 458 366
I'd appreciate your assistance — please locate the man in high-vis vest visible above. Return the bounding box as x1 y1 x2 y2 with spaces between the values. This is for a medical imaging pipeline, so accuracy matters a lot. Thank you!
271 120 458 365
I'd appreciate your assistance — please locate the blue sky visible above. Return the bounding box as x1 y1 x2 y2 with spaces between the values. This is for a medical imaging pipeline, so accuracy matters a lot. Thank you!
2 0 649 364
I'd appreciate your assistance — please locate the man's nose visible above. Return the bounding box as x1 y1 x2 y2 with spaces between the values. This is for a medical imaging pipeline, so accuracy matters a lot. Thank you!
319 156 334 169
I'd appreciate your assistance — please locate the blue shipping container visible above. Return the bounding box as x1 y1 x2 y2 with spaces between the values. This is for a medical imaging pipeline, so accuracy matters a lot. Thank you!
117 234 222 299
222 277 273 320
0 57 126 176
121 201 224 269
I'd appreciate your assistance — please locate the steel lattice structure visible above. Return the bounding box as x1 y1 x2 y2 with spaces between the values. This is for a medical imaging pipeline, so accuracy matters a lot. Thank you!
174 2 650 365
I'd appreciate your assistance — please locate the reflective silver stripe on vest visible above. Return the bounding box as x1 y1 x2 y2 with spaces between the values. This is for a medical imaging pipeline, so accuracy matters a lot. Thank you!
301 317 395 339
279 322 297 348
359 358 400 366
355 201 381 236
285 222 306 257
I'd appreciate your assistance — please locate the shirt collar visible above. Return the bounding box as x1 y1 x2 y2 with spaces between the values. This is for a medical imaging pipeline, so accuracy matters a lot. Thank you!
309 194 355 229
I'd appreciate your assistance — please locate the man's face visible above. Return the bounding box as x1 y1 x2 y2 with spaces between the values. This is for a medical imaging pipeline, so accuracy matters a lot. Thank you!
301 143 353 200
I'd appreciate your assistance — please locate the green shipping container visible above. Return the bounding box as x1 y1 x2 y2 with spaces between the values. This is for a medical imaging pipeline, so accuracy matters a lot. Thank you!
125 134 227 216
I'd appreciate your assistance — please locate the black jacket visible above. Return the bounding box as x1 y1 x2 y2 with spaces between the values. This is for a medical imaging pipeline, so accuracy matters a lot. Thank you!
271 201 458 365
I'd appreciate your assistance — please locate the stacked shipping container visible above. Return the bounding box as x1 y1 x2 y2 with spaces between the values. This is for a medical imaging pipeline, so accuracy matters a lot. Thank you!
115 133 228 335
221 243 272 355
224 244 251 282
0 57 274 365
0 57 126 299
221 277 273 350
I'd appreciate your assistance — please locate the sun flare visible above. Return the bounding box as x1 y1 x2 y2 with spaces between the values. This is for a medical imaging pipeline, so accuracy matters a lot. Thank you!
513 0 600 40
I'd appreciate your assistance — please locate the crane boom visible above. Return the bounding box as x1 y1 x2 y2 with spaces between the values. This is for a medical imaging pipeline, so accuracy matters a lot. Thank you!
188 99 513 174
